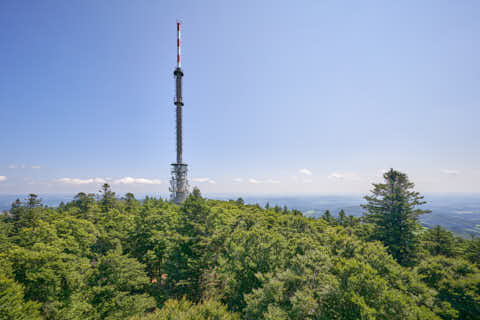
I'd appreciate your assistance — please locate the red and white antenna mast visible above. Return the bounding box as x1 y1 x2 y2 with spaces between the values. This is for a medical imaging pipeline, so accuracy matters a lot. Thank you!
177 21 181 68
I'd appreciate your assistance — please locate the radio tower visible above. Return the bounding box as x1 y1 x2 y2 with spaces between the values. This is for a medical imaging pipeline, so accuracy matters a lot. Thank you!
170 21 189 204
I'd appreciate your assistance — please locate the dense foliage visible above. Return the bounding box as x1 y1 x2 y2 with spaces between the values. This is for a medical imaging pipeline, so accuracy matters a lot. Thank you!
0 172 479 319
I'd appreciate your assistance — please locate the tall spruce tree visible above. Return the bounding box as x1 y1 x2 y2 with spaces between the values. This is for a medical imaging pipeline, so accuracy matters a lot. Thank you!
362 169 430 266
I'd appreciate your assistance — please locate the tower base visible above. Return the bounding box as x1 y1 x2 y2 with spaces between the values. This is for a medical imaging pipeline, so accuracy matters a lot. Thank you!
170 163 189 204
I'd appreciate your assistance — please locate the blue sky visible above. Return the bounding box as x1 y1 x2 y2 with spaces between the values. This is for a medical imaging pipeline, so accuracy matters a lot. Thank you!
0 0 479 195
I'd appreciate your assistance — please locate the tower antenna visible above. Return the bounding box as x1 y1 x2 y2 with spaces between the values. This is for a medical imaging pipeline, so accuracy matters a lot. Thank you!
177 20 181 68
169 21 189 204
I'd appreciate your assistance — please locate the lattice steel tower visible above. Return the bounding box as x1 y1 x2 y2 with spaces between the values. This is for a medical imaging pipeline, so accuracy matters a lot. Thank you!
170 21 189 204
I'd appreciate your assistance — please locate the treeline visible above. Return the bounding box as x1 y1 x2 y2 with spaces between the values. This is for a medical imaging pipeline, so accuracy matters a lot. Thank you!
0 170 479 319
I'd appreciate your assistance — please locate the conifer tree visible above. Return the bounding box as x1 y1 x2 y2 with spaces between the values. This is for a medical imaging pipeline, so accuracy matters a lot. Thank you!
322 210 336 225
338 209 347 225
466 237 480 268
422 225 457 257
26 194 41 208
10 196 42 231
73 192 96 213
9 199 23 222
123 192 139 212
362 169 430 266
99 183 116 212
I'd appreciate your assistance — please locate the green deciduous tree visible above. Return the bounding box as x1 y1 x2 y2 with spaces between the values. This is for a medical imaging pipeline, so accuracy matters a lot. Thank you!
89 248 156 319
246 233 442 320
131 298 239 320
0 275 42 320
416 256 480 320
245 249 335 319
164 188 211 300
0 183 478 319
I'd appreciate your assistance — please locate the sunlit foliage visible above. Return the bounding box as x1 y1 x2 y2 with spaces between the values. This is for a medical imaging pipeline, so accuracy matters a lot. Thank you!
0 174 479 319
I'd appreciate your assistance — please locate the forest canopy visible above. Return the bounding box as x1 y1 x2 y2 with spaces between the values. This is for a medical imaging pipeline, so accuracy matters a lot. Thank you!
1 170 479 319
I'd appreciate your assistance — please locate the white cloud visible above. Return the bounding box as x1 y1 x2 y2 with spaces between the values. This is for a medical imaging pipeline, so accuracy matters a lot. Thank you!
8 164 40 169
0 176 7 182
113 177 134 185
302 178 313 183
192 177 216 184
233 178 243 183
328 172 361 181
441 169 460 176
299 168 312 176
248 178 280 184
134 178 162 184
56 177 161 185
57 177 106 185
114 177 161 185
